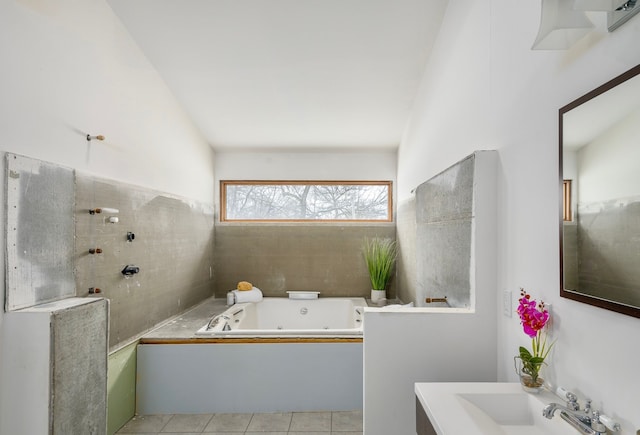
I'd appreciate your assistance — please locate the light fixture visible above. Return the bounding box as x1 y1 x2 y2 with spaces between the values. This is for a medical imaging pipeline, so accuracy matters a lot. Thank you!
573 0 626 10
86 134 105 142
607 0 639 31
532 0 594 50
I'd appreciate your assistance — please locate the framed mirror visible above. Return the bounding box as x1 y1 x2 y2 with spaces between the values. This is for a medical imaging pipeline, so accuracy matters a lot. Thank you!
560 63 640 318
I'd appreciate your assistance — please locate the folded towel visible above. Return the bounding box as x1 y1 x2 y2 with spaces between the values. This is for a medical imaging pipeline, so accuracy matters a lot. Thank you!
232 287 263 303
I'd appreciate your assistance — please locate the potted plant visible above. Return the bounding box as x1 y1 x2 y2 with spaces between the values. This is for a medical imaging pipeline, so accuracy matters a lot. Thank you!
362 237 398 303
514 288 554 393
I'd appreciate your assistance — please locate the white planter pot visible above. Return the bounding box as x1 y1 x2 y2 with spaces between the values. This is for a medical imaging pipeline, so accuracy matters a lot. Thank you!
371 289 386 303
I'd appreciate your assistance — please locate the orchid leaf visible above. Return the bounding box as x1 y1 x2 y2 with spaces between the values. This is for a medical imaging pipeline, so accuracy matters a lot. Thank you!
519 346 533 360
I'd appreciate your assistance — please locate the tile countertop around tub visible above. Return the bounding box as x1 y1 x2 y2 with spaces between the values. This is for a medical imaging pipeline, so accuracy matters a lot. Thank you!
140 296 398 341
141 297 229 340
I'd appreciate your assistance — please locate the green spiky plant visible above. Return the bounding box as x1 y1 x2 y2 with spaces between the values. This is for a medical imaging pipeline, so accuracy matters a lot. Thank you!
362 237 398 290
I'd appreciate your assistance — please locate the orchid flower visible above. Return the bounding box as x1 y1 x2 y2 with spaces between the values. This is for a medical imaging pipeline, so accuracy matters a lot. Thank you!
516 288 554 383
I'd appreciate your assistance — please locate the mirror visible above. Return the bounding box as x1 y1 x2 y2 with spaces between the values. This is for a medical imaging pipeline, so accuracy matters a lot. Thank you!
560 63 640 318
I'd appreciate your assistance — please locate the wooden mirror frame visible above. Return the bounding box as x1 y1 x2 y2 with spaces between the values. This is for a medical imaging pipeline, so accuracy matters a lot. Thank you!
559 63 640 319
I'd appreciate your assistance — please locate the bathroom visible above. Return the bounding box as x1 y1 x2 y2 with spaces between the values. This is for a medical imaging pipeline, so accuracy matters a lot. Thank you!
1 0 639 434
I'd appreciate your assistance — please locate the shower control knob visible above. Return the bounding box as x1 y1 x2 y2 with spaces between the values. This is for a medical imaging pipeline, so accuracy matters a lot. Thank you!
121 265 140 276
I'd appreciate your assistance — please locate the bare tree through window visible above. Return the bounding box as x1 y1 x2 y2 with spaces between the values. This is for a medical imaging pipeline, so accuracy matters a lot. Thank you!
221 181 392 222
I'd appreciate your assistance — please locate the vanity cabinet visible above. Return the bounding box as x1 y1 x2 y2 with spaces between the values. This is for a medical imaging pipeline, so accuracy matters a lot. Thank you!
415 396 438 435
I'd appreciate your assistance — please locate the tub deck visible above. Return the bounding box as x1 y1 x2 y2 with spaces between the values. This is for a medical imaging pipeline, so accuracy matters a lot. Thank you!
140 296 395 344
139 297 228 343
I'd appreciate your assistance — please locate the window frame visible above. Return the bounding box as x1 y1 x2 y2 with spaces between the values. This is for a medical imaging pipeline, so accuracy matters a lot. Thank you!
563 179 572 222
220 180 393 223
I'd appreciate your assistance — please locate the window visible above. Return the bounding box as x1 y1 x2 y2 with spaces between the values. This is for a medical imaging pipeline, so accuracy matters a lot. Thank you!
563 180 572 222
221 180 392 222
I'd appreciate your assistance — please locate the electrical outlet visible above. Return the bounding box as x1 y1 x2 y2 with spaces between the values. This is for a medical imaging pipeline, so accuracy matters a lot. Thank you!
503 290 512 317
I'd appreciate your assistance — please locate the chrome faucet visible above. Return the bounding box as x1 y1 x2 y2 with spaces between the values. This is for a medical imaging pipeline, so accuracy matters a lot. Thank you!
206 314 231 331
543 390 620 435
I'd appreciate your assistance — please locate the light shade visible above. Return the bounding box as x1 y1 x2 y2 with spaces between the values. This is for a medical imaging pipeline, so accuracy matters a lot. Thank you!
532 0 595 50
573 0 626 11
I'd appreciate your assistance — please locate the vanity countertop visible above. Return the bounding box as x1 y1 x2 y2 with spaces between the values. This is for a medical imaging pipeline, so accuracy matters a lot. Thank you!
415 382 565 435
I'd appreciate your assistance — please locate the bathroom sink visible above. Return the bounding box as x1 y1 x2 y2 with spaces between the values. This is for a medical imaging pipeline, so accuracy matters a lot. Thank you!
459 393 536 425
415 382 567 434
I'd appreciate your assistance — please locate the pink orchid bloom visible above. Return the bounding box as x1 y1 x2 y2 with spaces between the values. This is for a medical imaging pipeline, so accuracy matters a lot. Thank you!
517 289 549 338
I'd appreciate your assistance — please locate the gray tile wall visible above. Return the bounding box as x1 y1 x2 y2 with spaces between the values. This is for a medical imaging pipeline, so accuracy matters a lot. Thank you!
574 199 640 307
562 223 579 290
75 174 215 348
52 298 108 435
214 224 395 298
396 197 417 304
415 153 475 308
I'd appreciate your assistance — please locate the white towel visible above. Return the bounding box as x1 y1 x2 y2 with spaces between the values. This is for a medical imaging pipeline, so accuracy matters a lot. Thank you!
383 302 415 309
232 287 263 303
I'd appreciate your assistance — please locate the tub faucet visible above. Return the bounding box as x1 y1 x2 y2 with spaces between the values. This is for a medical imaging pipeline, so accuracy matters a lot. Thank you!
206 314 230 331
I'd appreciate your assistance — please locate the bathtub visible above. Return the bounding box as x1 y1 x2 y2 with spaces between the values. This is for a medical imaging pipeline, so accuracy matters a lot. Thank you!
138 296 366 414
195 297 366 337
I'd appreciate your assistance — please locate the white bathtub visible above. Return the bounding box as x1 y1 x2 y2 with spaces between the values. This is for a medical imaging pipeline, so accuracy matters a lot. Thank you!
196 297 366 337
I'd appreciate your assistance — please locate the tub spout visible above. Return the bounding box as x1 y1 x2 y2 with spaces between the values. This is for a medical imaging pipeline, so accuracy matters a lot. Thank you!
206 314 226 330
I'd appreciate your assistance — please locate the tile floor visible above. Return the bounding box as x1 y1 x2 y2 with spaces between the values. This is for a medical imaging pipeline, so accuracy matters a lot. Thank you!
116 410 363 434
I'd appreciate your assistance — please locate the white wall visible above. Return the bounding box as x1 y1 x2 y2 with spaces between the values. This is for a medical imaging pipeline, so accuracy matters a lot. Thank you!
214 149 397 216
578 109 640 203
398 0 640 433
0 0 214 204
0 0 214 427
364 151 498 435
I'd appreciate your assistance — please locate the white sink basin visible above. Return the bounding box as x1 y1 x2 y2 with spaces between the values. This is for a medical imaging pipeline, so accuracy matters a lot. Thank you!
415 383 567 434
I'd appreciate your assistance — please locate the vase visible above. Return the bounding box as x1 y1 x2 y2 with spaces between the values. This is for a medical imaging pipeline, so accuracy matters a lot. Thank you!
371 289 386 304
514 356 545 393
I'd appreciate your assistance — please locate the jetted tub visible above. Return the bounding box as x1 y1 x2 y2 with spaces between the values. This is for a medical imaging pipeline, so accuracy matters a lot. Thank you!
196 297 366 337
138 296 366 414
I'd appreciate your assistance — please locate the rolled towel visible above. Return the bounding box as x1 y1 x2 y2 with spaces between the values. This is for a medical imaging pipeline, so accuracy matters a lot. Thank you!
232 287 263 303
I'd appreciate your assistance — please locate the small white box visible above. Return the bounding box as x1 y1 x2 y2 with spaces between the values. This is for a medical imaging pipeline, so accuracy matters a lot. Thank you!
286 291 320 300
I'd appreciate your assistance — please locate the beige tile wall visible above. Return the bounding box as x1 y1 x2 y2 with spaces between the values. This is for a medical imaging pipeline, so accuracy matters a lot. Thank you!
214 223 396 299
74 174 395 347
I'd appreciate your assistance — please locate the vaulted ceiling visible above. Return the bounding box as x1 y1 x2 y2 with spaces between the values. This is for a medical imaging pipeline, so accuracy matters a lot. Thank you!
108 0 448 150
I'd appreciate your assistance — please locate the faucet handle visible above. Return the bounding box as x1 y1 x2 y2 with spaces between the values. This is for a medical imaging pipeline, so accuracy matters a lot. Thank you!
566 392 580 411
590 411 607 434
598 414 621 432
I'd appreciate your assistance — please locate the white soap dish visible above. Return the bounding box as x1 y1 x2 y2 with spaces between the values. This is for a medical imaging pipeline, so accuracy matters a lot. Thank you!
286 291 320 300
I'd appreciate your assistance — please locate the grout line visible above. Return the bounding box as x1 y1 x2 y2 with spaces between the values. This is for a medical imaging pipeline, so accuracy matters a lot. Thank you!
331 410 333 433
159 413 171 433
